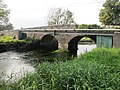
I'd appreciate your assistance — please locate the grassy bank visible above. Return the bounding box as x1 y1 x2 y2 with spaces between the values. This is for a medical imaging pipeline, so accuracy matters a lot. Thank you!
1 48 120 90
0 36 41 52
0 36 24 43
0 36 25 52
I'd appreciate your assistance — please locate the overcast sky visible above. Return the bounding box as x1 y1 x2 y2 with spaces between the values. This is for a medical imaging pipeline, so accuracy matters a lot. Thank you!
4 0 105 29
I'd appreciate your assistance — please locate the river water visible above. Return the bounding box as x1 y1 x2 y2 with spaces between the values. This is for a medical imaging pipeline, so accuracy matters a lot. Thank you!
0 51 35 81
77 44 96 56
0 44 96 81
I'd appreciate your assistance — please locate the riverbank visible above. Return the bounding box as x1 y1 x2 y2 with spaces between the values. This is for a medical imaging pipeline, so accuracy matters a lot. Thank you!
1 48 120 90
0 36 42 53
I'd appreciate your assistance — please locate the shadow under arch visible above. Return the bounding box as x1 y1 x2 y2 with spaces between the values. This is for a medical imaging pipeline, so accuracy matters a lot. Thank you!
41 34 58 50
68 35 96 54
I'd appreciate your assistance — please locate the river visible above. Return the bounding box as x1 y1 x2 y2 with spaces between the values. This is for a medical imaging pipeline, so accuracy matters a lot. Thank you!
0 44 96 81
77 44 96 56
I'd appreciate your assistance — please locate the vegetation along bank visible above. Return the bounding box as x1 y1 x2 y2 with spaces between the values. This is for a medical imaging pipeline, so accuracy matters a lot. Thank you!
0 36 41 53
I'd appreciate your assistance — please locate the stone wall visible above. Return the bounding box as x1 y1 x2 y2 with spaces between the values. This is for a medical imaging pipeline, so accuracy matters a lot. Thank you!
113 32 120 48
104 25 120 29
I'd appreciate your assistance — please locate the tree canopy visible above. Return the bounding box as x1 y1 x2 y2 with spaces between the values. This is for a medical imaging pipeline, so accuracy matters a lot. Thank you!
0 0 9 24
0 0 13 30
99 0 120 25
47 8 75 26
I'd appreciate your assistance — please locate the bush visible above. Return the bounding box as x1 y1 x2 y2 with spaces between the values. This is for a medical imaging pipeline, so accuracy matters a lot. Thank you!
78 24 103 29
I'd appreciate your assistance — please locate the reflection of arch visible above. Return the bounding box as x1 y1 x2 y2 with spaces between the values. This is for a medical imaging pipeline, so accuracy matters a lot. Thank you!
68 35 96 54
41 34 58 50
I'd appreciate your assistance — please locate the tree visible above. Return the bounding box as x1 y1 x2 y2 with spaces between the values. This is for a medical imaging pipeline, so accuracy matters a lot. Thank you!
99 0 120 25
0 0 13 30
47 8 75 26
0 0 9 24
4 23 13 30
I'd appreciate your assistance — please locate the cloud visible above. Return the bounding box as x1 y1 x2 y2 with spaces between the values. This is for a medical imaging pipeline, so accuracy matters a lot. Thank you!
4 0 105 29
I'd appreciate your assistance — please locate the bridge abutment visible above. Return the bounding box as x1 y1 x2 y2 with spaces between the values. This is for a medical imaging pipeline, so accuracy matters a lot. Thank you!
113 32 120 48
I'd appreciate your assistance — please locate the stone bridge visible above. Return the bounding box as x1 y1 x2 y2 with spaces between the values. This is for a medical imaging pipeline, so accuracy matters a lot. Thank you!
1 29 120 53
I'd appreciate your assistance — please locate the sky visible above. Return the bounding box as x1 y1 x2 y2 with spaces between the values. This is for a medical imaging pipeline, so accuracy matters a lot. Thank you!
4 0 105 29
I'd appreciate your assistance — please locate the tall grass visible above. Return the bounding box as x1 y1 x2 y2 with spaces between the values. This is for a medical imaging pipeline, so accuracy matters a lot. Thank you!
1 48 120 90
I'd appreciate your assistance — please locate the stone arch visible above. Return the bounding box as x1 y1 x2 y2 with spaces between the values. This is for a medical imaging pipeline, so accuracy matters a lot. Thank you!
41 34 58 50
68 35 96 53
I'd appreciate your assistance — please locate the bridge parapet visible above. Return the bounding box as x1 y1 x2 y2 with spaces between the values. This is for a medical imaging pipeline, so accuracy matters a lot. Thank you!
17 29 120 35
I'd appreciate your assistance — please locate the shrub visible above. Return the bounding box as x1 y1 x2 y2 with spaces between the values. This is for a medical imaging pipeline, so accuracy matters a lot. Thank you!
78 24 103 29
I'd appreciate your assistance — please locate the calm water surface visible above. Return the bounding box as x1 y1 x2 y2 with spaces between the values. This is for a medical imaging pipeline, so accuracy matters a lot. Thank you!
0 44 96 80
77 44 96 56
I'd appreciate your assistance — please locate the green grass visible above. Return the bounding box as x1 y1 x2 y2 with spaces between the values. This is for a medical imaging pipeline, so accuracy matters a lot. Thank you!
0 36 24 43
80 36 92 41
1 48 120 90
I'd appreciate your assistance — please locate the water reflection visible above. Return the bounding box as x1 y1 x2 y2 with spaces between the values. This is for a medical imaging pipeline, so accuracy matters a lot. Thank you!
21 50 73 64
0 51 35 81
77 44 96 56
